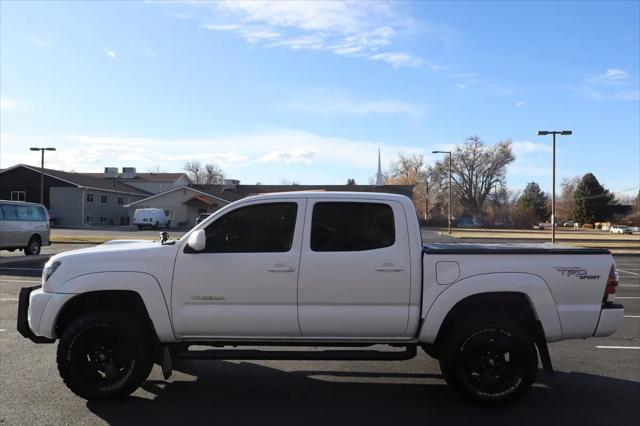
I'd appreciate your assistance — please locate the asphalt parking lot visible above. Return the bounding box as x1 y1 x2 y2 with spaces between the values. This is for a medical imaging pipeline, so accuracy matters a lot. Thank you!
1 239 638 425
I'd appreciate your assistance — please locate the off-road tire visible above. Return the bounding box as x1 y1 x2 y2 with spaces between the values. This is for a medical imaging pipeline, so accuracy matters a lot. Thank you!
56 312 154 400
438 315 537 403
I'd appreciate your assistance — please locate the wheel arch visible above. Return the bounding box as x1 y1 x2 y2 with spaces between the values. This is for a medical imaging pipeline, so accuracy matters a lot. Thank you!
48 271 176 342
419 272 562 345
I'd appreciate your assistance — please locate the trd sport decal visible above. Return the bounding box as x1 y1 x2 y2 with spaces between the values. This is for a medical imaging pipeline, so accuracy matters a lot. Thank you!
554 267 601 280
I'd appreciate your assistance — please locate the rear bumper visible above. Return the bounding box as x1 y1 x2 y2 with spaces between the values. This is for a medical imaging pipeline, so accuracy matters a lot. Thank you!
593 303 624 337
17 286 54 343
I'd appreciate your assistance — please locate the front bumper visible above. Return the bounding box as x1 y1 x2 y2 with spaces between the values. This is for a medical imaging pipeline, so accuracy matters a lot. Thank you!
593 303 624 337
17 286 54 343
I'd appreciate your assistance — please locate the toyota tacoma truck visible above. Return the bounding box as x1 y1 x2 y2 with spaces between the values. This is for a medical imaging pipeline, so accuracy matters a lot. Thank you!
17 192 624 403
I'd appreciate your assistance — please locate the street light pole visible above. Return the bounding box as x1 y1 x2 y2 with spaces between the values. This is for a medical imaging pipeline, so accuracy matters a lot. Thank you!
537 130 572 243
432 150 453 235
29 147 56 205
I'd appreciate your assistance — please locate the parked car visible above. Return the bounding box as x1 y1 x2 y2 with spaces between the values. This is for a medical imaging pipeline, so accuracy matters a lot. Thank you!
0 200 51 255
610 225 633 234
562 220 574 227
195 212 210 225
18 192 623 403
133 208 170 229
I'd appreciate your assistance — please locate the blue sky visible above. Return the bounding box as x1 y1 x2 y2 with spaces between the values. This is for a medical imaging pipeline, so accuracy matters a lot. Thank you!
1 1 638 196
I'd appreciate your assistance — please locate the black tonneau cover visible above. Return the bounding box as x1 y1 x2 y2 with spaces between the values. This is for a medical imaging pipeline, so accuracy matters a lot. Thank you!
422 242 610 255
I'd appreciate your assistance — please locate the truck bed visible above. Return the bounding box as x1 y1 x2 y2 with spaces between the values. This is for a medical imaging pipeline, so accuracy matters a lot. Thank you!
422 242 610 255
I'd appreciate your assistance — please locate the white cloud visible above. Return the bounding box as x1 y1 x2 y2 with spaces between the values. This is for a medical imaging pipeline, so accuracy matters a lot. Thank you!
144 48 157 56
568 68 639 101
30 37 53 48
0 97 18 111
588 68 629 84
515 100 526 108
239 29 281 43
197 1 434 69
105 48 117 60
2 129 427 183
512 141 552 155
202 24 243 31
368 52 423 68
257 148 317 165
280 95 426 117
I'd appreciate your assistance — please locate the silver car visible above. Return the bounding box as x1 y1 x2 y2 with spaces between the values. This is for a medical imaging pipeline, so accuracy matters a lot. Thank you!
0 200 51 255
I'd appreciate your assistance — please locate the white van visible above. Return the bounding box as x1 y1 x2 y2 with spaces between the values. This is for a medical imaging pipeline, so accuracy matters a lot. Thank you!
133 208 170 229
0 200 51 255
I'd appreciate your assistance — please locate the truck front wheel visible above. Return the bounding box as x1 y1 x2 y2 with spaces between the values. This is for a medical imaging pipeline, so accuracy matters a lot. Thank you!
438 316 537 403
56 312 154 400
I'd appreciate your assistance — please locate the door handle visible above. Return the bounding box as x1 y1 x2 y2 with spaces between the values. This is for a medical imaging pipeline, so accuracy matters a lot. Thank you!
375 264 404 272
267 264 296 272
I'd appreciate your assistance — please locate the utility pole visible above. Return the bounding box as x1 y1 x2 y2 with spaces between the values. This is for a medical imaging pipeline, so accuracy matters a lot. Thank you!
29 147 56 205
537 130 572 243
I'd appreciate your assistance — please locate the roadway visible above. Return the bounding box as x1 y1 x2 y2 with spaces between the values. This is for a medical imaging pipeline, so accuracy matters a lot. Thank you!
0 235 638 425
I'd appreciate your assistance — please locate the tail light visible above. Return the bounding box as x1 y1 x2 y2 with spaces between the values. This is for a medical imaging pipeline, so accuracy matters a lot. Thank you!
603 264 619 303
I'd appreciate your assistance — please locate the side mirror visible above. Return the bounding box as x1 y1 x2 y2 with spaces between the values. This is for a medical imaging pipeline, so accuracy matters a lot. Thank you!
187 229 206 252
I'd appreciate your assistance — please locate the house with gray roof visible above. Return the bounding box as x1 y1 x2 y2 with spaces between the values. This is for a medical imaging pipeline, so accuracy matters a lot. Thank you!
124 180 414 228
0 164 185 227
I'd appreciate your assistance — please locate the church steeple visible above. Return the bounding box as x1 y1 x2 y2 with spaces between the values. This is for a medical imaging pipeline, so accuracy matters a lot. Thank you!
375 147 384 186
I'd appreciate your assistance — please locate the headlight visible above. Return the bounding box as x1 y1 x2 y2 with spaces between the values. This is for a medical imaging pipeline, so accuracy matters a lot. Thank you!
42 261 61 285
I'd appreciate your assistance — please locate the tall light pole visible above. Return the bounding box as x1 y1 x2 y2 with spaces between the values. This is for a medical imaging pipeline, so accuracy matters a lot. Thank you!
432 150 452 235
537 130 571 243
29 147 56 205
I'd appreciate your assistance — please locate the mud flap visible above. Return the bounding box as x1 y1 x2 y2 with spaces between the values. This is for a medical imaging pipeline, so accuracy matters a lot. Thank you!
535 320 553 375
161 346 173 380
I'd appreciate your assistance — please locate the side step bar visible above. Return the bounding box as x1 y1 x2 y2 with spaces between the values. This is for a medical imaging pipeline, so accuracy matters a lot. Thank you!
176 344 417 361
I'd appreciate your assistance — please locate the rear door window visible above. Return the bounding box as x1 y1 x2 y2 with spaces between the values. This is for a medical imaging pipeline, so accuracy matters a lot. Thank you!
16 206 47 221
311 202 395 251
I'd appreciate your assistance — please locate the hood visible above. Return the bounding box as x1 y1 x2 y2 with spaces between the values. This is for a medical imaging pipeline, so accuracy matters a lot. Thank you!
43 240 179 292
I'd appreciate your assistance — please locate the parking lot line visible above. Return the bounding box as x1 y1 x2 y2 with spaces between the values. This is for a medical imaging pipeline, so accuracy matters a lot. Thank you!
0 279 41 284
596 346 640 350
618 269 639 276
617 296 640 299
624 315 640 318
0 298 19 301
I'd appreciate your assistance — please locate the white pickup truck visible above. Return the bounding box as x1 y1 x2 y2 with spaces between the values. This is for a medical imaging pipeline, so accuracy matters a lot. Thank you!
18 192 624 403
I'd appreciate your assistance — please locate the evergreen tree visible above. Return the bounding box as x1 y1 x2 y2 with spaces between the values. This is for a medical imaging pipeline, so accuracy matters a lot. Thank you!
514 182 549 225
572 173 614 224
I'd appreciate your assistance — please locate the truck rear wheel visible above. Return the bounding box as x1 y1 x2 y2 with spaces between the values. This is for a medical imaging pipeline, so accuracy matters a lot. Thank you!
438 316 537 403
56 312 153 400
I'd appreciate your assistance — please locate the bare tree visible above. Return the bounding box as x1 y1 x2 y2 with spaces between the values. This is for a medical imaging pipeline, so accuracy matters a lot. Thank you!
430 136 515 215
486 187 520 225
184 160 225 185
346 178 356 185
387 153 428 217
556 176 581 222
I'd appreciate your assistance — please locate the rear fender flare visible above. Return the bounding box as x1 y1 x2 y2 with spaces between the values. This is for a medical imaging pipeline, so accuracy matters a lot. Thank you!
418 272 562 343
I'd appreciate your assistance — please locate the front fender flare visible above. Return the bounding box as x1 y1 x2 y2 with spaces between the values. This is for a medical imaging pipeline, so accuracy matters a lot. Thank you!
47 271 176 341
418 272 562 344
